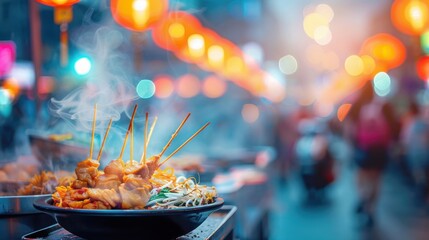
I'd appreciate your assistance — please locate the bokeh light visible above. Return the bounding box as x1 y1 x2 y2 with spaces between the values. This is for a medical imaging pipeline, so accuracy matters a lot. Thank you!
360 55 376 75
314 25 332 45
226 55 245 76
208 45 224 67
373 72 391 96
278 55 298 75
303 12 329 39
153 75 174 98
0 88 11 105
421 31 429 54
111 0 168 31
391 0 429 36
0 41 16 77
337 103 352 122
74 57 92 75
360 33 406 70
168 23 185 38
202 75 227 98
2 78 20 99
315 4 334 22
345 55 364 76
136 79 155 99
177 74 200 98
262 73 286 103
417 56 429 81
0 88 12 117
187 34 205 58
242 104 259 123
132 0 148 11
152 11 202 51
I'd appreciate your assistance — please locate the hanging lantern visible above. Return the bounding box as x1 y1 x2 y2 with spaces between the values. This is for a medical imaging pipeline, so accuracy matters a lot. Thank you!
36 0 79 67
152 11 202 51
111 0 168 32
391 0 429 36
196 29 223 71
360 33 406 70
416 55 429 81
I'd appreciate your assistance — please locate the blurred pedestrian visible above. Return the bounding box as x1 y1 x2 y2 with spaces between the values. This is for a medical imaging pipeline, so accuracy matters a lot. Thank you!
344 82 399 227
295 118 335 203
400 100 429 206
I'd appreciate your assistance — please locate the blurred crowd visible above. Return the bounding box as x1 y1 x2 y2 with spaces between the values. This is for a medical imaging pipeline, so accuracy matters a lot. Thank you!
274 81 429 229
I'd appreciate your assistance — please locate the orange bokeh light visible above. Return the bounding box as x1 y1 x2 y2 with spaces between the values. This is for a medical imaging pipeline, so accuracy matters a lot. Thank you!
111 0 168 32
2 78 20 99
360 33 406 70
152 11 202 51
176 74 200 98
153 75 174 98
416 55 429 81
202 75 227 98
391 0 429 36
36 0 79 7
337 103 352 122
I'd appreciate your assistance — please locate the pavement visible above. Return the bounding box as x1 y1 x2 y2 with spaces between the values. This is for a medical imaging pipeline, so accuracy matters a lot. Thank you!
268 161 429 240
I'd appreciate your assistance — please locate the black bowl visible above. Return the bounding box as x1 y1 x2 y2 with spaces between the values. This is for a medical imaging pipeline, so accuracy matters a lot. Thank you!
34 197 224 240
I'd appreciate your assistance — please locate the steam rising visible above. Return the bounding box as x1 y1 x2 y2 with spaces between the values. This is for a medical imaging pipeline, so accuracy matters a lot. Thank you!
50 26 138 131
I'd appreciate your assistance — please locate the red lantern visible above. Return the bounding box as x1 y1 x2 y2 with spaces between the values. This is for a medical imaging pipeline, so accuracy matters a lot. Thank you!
152 11 202 51
111 0 168 32
391 0 429 36
36 0 79 7
36 0 80 66
417 55 429 81
195 29 223 71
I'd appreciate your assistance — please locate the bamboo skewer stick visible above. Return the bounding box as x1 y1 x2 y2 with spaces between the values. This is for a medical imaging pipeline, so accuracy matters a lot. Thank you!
118 105 138 161
146 116 158 148
97 118 113 161
130 120 134 161
89 104 97 159
159 122 210 167
157 113 191 160
140 115 158 164
142 112 149 164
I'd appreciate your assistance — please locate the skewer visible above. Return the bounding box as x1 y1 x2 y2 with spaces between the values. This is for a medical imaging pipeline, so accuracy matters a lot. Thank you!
159 122 210 167
97 118 113 161
140 115 158 164
143 112 149 164
130 119 134 161
146 116 158 148
89 104 97 159
118 105 138 161
157 113 191 160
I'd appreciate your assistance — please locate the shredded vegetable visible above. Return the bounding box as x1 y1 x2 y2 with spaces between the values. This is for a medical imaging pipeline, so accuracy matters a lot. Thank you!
147 173 217 209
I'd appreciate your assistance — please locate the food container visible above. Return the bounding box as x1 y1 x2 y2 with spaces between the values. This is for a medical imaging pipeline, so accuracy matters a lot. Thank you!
0 195 56 239
28 134 89 170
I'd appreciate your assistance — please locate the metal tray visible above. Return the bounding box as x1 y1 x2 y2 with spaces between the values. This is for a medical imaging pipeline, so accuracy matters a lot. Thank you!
0 194 51 215
22 205 237 240
0 194 57 240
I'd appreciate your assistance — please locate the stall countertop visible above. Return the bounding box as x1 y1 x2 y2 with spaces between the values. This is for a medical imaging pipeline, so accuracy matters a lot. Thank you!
22 205 237 240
